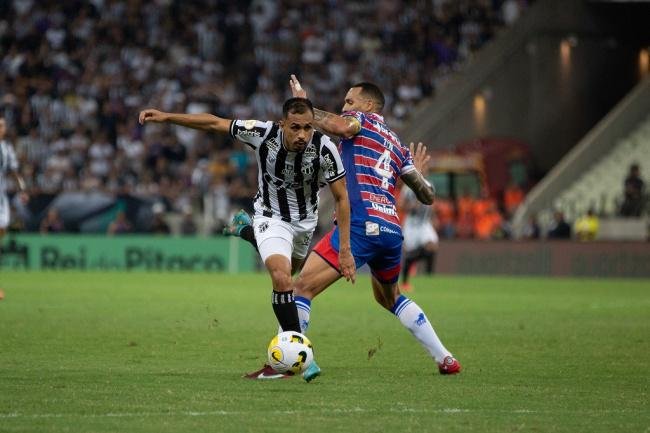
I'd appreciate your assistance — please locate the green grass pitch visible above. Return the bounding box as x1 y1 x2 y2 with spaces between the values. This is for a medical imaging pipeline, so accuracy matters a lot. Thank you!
0 272 648 433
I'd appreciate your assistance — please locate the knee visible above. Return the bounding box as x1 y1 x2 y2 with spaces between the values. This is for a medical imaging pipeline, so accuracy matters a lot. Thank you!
270 269 292 292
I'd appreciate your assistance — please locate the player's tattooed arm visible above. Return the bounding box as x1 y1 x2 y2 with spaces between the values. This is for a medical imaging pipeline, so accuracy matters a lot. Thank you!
401 142 435 205
313 109 361 139
138 109 231 133
402 171 435 205
289 74 360 139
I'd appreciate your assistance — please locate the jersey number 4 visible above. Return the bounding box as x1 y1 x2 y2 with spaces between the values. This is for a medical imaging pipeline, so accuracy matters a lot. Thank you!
373 150 393 190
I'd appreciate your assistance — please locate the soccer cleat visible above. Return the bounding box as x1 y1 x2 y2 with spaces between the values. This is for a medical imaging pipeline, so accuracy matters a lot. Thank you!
243 364 293 380
223 209 252 237
438 356 461 375
302 360 321 382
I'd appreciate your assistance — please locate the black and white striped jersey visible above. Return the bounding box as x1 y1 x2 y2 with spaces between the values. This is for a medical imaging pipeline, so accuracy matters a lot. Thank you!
0 140 18 194
230 119 346 223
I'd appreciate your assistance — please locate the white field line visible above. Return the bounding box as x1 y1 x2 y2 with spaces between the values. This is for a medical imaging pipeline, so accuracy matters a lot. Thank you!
0 407 643 420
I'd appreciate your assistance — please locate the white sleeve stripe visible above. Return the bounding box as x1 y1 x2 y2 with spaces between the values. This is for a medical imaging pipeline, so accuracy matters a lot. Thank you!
228 119 236 138
327 171 347 183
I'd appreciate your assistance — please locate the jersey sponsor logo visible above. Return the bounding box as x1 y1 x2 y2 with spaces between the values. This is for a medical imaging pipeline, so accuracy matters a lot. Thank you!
370 202 397 216
366 192 392 205
238 128 262 139
380 226 400 235
365 221 380 236
262 172 307 190
301 163 314 176
281 163 294 177
266 137 280 152
322 153 337 177
303 145 317 159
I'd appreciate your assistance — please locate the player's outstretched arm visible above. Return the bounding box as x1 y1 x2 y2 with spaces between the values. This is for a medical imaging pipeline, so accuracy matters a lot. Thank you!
138 109 231 133
329 178 356 283
401 142 435 205
289 74 360 139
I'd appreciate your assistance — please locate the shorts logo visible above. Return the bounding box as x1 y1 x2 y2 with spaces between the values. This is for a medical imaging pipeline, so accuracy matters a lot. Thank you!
258 222 269 233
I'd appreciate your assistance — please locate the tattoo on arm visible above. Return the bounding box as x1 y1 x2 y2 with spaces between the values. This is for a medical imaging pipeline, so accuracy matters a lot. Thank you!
312 109 360 137
313 108 330 122
401 170 435 205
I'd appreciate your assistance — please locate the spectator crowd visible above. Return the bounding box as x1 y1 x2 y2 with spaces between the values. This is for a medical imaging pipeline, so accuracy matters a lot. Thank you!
0 0 529 234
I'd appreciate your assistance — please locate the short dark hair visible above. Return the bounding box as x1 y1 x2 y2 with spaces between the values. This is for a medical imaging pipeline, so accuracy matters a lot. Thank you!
352 82 385 112
282 98 314 118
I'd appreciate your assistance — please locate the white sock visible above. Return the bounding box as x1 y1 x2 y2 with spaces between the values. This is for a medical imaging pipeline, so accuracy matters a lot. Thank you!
391 295 452 363
295 296 311 333
278 296 311 334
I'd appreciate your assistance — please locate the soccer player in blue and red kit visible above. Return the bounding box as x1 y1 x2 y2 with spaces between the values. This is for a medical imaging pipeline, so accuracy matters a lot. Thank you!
287 76 461 376
236 78 460 379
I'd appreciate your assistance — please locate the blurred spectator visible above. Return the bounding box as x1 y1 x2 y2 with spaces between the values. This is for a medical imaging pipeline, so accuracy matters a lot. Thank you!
574 209 599 241
39 208 65 234
179 206 198 235
521 214 541 240
455 190 475 238
502 0 524 25
503 180 525 215
434 197 456 239
547 211 571 239
0 0 527 235
150 203 171 235
620 163 645 217
107 210 133 235
8 204 25 233
474 200 505 240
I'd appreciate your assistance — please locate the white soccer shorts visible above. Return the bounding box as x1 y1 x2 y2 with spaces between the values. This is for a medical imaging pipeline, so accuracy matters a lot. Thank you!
403 219 439 252
253 215 317 263
0 194 9 229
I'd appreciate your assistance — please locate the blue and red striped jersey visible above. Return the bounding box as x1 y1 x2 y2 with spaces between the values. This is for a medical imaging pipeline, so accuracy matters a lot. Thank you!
340 111 415 234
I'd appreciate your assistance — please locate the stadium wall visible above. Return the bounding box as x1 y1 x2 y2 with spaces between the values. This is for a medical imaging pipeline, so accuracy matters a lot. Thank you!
0 235 256 272
436 240 650 277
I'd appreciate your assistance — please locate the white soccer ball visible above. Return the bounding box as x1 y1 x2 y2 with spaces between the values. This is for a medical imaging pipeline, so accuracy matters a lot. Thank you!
267 331 314 374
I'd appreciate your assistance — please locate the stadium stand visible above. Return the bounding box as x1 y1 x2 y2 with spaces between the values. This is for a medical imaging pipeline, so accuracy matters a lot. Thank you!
551 114 649 221
0 0 526 234
514 77 650 240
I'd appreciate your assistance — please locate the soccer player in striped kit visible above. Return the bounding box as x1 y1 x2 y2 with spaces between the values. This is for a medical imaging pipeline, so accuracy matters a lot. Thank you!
0 116 27 244
288 76 461 375
139 98 356 380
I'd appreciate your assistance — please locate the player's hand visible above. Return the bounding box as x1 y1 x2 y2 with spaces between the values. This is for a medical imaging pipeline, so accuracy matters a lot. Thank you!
138 108 167 125
338 247 356 284
410 142 430 173
290 74 308 98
